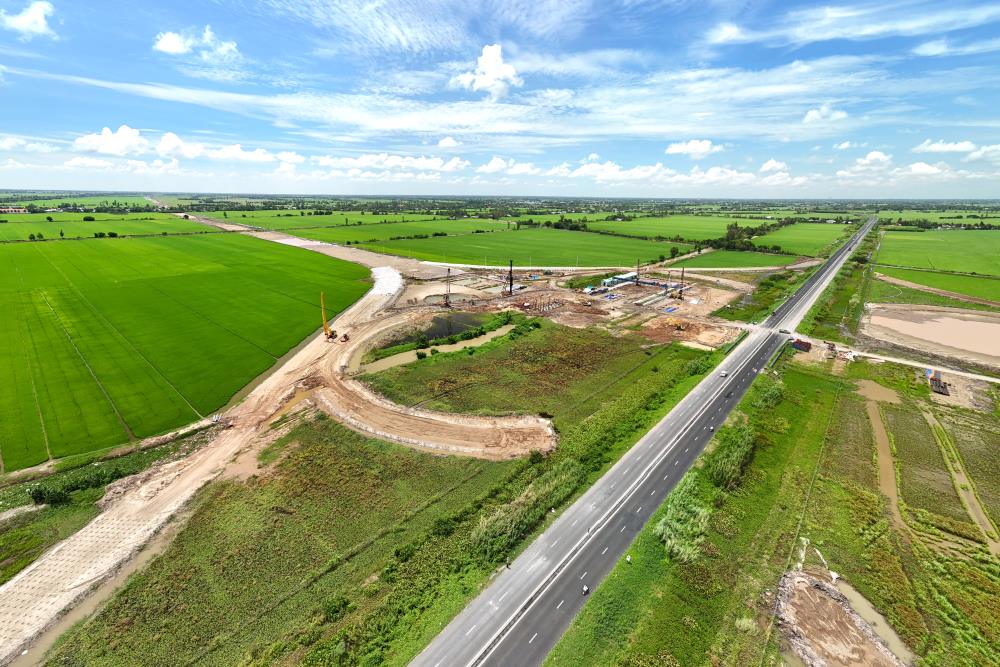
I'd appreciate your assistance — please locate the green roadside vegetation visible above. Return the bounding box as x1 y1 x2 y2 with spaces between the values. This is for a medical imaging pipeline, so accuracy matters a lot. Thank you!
798 228 877 342
549 354 1000 667
671 250 798 268
0 427 214 584
715 269 812 323
47 322 717 666
0 234 369 471
874 266 1000 302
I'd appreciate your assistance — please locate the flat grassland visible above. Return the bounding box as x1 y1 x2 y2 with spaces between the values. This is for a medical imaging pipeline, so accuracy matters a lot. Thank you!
0 235 369 471
876 266 1000 302
672 249 798 268
585 216 739 241
202 210 444 228
0 214 206 241
354 227 692 266
876 230 1000 275
752 223 850 256
6 195 152 208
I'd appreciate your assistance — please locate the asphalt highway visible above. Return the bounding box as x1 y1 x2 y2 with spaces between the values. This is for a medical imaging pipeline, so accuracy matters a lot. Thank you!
411 217 876 667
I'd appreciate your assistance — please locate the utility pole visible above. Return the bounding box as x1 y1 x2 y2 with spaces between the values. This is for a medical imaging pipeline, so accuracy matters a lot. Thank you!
635 258 640 286
508 260 514 296
679 267 685 299
445 267 451 308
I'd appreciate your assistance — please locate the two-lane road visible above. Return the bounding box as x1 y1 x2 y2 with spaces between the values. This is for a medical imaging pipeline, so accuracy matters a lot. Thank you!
412 218 876 667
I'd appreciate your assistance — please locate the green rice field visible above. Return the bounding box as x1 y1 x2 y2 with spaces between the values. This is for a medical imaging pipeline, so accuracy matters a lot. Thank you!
586 216 739 241
671 249 798 268
356 227 691 266
0 214 206 241
751 223 850 256
6 195 152 208
0 235 369 471
876 266 1000 302
281 219 511 243
876 230 1000 275
203 210 445 228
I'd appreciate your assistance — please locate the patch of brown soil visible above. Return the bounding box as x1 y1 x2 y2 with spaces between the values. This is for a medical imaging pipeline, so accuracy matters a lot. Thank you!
856 380 900 404
776 572 907 667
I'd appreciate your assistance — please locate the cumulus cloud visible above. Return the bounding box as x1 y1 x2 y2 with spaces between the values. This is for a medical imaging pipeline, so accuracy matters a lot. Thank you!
73 125 149 157
0 136 59 152
476 156 512 173
156 132 205 159
964 144 1000 164
833 141 860 150
912 139 976 153
759 158 787 173
900 161 944 175
664 139 723 160
207 144 274 162
437 136 460 148
803 104 848 124
836 150 893 179
451 44 523 101
153 25 244 81
126 158 181 175
276 151 305 164
1 1 56 40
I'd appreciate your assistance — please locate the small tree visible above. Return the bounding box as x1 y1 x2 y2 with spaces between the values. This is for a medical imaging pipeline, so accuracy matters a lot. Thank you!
670 246 680 259
46 216 53 222
60 229 64 238
28 233 35 241
83 215 95 222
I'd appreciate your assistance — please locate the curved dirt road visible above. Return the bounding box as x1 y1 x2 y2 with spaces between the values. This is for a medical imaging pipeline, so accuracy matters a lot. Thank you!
0 266 553 664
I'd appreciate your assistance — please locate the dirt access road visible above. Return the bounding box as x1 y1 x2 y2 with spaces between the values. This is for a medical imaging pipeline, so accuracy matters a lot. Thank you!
0 259 553 664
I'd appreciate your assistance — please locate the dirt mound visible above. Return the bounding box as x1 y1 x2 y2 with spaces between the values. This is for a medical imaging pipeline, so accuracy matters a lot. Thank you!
776 572 907 667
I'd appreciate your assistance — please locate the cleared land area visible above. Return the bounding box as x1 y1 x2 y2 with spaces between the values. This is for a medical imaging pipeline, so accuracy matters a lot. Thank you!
585 215 738 241
351 227 691 266
0 235 369 471
876 230 1000 275
875 266 1000 302
671 249 797 268
0 214 207 241
752 223 850 256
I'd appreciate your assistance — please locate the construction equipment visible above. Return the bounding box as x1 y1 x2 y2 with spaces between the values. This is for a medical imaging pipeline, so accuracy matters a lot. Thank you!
340 333 350 343
320 292 335 340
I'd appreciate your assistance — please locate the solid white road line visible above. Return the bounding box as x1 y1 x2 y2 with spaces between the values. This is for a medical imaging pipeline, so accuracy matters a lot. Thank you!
601 546 608 555
580 572 587 580
557 600 564 610
466 624 478 636
529 633 537 644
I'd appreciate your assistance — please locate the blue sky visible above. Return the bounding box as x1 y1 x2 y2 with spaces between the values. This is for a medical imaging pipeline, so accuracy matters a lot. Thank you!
1 0 999 197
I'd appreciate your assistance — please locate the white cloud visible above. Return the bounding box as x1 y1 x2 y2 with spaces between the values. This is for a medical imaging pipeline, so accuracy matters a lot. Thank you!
207 144 275 162
1 1 56 40
314 153 469 172
836 150 893 179
664 139 723 160
912 139 976 153
156 132 205 159
63 156 115 170
473 156 539 176
73 125 149 157
900 161 943 176
705 4 1000 48
913 37 1000 57
584 152 600 163
276 150 305 164
437 136 460 149
0 136 59 152
964 144 1000 164
759 158 787 173
476 156 511 173
546 162 572 177
451 44 522 101
153 31 195 55
833 141 858 150
126 158 181 175
803 104 847 124
506 161 540 176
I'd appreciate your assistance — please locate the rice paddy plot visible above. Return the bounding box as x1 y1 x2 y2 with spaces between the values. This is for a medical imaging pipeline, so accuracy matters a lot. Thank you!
203 210 446 229
0 214 206 241
0 235 369 471
876 267 1000 302
752 223 850 256
288 219 512 243
356 227 692 267
671 250 798 268
586 216 742 241
876 230 1000 276
6 195 153 208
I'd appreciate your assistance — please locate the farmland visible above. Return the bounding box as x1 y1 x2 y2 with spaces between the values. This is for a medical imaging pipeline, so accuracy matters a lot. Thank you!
672 249 798 268
875 229 1000 275
0 214 207 241
0 235 369 471
350 227 692 266
875 266 1000 302
5 195 153 208
585 215 739 241
202 210 444 228
48 324 716 665
751 222 850 256
292 219 511 244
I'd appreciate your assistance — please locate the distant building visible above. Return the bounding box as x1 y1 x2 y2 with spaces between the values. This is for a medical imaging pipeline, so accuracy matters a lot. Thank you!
0 207 28 214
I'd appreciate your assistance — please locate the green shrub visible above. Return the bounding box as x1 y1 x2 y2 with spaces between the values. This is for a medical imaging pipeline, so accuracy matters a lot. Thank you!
654 475 709 562
707 423 756 490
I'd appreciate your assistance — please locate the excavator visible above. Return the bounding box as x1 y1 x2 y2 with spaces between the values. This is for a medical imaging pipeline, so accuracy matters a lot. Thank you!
321 292 350 343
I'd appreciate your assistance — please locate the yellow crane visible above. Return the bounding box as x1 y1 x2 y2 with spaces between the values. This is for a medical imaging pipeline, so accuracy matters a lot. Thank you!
320 292 334 340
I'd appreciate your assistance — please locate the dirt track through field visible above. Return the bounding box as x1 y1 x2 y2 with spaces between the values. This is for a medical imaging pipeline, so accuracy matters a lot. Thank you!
0 257 553 663
856 381 910 542
874 272 1000 308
